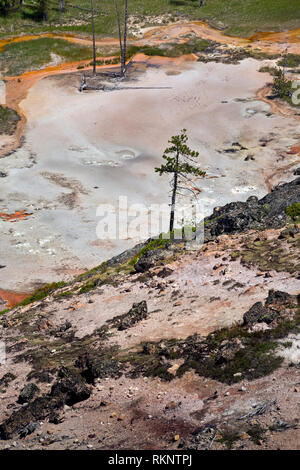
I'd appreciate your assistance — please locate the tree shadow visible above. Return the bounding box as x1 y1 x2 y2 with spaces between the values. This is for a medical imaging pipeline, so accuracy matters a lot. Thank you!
170 0 203 6
21 4 51 22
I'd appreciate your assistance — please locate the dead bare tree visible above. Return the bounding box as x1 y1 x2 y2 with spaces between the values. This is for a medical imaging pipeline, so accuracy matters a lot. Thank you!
90 0 97 75
114 0 128 76
58 0 64 22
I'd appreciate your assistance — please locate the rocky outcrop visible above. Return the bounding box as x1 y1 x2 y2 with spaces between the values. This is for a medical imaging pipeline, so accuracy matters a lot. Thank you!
50 367 91 406
0 367 91 440
202 177 300 240
0 396 64 440
265 289 298 307
18 383 40 405
243 290 299 327
0 373 16 389
134 249 169 273
76 354 122 384
243 302 278 326
109 301 148 331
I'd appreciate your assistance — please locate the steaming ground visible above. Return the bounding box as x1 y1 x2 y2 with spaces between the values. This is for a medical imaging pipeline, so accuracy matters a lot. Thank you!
0 57 299 292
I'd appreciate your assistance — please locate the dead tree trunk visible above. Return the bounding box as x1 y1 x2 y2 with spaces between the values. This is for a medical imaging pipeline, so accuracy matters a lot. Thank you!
79 73 87 92
59 0 64 22
114 0 129 77
90 0 96 75
121 0 128 76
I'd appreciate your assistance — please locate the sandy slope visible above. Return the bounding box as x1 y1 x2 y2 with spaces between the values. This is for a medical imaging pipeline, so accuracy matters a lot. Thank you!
0 225 299 450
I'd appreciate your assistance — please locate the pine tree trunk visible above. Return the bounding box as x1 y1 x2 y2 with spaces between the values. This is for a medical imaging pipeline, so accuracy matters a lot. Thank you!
41 0 48 21
169 151 179 237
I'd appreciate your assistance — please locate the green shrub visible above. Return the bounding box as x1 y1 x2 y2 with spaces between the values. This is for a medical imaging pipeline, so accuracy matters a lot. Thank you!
259 65 277 75
278 54 300 68
286 203 300 220
272 67 292 98
217 429 240 449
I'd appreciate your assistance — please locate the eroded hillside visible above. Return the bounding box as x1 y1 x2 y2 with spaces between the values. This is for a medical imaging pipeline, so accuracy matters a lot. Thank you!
0 177 299 450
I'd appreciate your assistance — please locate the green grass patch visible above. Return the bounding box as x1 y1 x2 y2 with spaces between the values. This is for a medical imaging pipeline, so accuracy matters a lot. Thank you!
278 54 300 68
230 235 299 274
0 308 11 315
195 0 300 36
18 281 67 306
0 37 93 76
128 237 170 266
125 38 213 59
177 339 282 384
92 57 120 65
78 279 98 294
1 0 299 39
54 291 75 299
119 322 287 384
0 105 20 134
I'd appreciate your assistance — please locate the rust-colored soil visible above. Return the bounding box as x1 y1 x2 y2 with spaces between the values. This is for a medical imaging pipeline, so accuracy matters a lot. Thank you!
0 210 32 222
0 288 28 308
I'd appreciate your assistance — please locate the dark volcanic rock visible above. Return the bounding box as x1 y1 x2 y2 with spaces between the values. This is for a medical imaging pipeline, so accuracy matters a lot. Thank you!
156 267 174 278
0 396 64 440
0 368 91 439
0 373 16 389
202 177 300 239
19 422 39 438
109 301 148 331
134 249 169 273
76 354 122 383
265 289 298 307
50 367 91 406
278 225 299 239
243 290 299 327
243 302 278 326
18 383 40 404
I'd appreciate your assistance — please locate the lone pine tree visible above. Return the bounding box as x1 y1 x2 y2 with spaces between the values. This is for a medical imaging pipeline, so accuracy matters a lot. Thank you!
155 129 206 238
